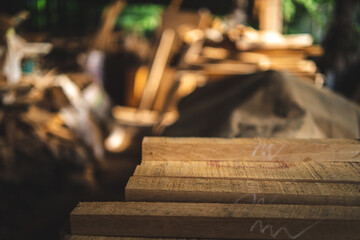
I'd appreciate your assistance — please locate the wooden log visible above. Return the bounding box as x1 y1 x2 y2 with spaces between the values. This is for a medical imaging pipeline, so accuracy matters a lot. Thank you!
142 137 360 162
125 176 360 206
134 160 360 183
70 202 360 240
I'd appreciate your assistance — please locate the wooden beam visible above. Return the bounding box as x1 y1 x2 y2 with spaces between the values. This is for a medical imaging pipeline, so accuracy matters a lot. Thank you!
257 0 282 33
134 160 360 183
70 202 360 239
142 137 360 162
93 1 126 52
125 176 360 206
139 29 175 110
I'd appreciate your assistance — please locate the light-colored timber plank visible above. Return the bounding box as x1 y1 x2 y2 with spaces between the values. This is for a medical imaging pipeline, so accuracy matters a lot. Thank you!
125 176 360 206
142 137 360 162
134 161 360 183
70 202 360 240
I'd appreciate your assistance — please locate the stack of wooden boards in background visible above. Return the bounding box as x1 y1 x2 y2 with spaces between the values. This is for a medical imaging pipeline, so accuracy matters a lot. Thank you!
69 137 360 240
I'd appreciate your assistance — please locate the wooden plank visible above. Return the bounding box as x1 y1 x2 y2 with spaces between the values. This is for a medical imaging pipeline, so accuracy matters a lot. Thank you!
134 161 360 183
142 137 360 162
70 202 360 240
139 29 175 110
125 176 360 206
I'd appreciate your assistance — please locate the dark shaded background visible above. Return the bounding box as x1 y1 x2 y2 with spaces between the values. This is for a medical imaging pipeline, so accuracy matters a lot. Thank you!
2 0 234 35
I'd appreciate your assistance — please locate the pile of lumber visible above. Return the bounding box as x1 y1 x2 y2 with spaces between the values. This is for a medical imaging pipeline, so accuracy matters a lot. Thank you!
69 137 360 239
0 76 96 206
196 47 321 82
0 77 95 167
0 75 100 239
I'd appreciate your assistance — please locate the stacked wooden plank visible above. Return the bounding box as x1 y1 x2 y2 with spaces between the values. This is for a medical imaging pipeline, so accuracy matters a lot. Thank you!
70 137 360 239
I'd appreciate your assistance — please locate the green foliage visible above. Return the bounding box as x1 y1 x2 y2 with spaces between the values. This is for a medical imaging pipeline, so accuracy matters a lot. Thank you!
296 0 321 23
116 4 164 37
282 0 335 42
283 0 334 25
282 0 296 22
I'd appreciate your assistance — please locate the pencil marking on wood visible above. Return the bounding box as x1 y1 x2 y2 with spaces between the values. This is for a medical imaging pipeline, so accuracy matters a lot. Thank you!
234 193 277 204
234 194 320 239
234 193 262 204
250 219 322 239
252 143 285 161
351 151 360 159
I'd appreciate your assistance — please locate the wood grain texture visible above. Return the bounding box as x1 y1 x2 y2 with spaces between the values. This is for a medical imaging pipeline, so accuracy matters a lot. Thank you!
70 202 360 240
134 160 360 183
142 137 360 162
125 176 360 206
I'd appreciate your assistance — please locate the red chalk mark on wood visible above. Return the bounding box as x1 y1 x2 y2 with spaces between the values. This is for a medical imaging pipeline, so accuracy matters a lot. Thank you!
207 161 295 170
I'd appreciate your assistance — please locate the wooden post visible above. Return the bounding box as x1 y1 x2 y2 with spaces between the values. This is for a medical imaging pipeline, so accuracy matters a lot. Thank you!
139 29 175 110
257 0 283 33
